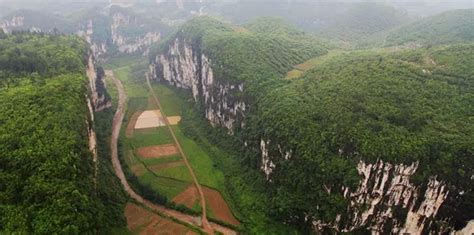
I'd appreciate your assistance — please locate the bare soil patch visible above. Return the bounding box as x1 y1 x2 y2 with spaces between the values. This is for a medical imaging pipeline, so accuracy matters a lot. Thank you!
203 187 240 226
126 111 142 138
125 203 196 235
167 116 182 125
135 110 166 129
149 161 184 171
172 185 200 208
137 144 179 158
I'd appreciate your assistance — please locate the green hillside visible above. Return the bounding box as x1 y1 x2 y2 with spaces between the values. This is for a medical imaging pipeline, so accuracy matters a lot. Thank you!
385 9 474 46
155 16 474 229
0 33 126 233
245 43 474 227
156 16 327 86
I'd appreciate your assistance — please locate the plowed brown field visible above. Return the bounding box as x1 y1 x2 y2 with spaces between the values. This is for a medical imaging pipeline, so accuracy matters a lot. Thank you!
203 187 240 226
149 161 184 171
125 203 197 235
137 144 179 158
173 185 199 208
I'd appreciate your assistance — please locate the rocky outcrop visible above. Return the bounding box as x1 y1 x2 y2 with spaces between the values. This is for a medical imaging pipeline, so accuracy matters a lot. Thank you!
110 12 161 54
455 220 474 235
76 20 107 59
260 146 456 233
86 96 98 187
0 16 24 33
86 55 111 111
150 38 247 133
298 159 451 233
340 160 449 233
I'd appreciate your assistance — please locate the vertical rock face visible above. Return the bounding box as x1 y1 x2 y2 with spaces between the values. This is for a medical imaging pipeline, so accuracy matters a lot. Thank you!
0 16 24 33
110 12 161 54
344 160 449 233
150 38 247 133
306 159 453 233
77 20 107 59
86 55 111 111
260 140 275 180
86 96 98 183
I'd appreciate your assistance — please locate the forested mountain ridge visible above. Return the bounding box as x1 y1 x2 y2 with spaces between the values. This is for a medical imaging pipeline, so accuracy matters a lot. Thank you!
150 16 474 233
150 16 327 130
255 44 473 231
385 9 474 46
0 33 126 233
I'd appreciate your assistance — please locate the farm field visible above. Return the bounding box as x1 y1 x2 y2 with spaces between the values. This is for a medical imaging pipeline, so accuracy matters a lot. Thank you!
108 56 240 226
124 203 198 235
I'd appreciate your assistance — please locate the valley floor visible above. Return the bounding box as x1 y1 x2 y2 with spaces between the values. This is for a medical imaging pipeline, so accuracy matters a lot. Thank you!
105 56 239 234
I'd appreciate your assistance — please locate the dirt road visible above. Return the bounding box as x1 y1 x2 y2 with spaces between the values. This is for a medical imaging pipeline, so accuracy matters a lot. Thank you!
107 70 236 235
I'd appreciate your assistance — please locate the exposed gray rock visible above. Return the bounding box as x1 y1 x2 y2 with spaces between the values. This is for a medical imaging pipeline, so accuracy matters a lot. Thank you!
110 12 161 54
150 38 247 133
86 55 111 111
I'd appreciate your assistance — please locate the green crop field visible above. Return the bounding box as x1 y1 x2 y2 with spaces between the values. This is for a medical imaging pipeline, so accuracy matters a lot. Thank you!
172 126 225 191
131 128 174 148
137 171 191 199
154 164 192 182
151 84 185 116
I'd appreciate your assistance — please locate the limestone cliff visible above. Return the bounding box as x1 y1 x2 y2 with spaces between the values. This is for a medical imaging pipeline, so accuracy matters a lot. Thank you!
110 12 161 54
0 16 24 33
77 20 107 59
149 38 247 133
86 54 111 111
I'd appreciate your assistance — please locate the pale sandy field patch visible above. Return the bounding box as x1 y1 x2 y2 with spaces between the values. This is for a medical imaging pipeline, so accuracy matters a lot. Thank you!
135 110 166 129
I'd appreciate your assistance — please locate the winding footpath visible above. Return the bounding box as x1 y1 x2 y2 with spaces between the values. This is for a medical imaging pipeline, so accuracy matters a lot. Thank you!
107 70 236 235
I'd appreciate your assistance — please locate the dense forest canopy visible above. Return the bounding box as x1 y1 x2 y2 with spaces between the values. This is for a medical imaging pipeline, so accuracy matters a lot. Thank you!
155 16 328 84
0 33 123 233
247 44 474 224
